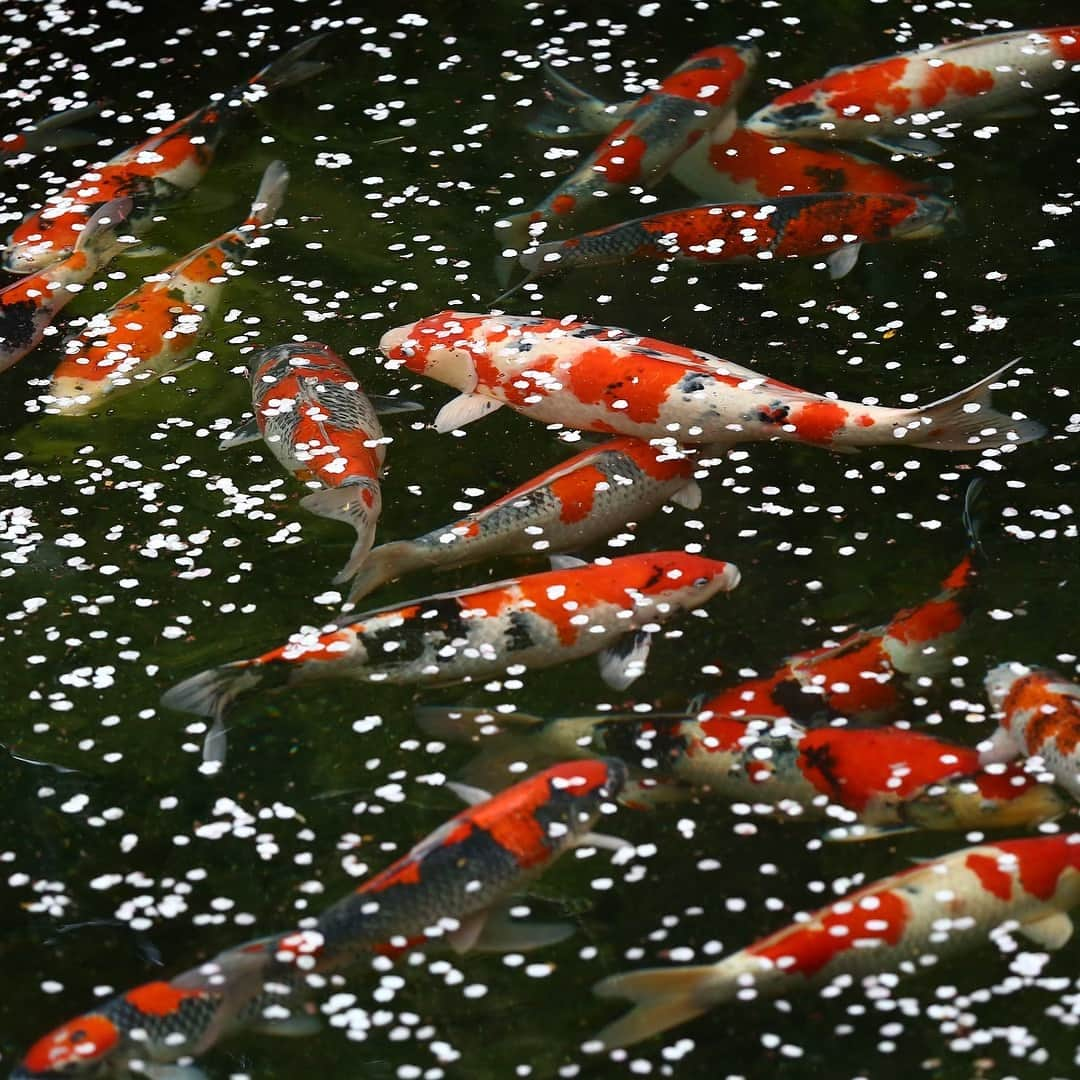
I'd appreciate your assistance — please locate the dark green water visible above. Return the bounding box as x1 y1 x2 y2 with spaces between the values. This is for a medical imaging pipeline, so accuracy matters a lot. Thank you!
1 1 1077 1077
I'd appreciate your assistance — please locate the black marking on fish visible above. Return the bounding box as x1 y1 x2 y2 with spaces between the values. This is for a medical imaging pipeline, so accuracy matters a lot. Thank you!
799 740 845 797
0 298 40 353
505 611 535 652
770 677 827 724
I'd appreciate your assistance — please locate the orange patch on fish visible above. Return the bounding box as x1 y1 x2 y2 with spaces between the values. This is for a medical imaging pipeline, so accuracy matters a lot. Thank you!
565 347 672 424
594 133 648 184
964 852 1014 901
918 61 995 107
125 981 204 1016
550 464 605 524
22 1014 121 1073
1004 836 1080 900
789 400 849 444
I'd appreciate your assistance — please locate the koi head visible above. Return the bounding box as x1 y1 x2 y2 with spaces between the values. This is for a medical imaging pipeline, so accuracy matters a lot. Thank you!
623 552 741 611
533 757 628 844
744 95 831 139
13 1012 122 1078
901 769 1067 832
380 312 491 389
894 193 958 240
984 661 1034 714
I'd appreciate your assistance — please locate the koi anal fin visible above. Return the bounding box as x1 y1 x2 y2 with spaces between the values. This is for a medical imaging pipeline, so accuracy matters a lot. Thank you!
908 360 1046 450
592 965 718 1049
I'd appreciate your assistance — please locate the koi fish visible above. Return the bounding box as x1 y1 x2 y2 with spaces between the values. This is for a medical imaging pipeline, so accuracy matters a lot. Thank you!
498 45 758 258
160 551 741 725
593 834 1080 1048
745 26 1080 155
0 102 102 161
527 69 931 201
418 707 1064 836
701 547 979 725
12 760 628 1078
0 198 132 374
379 312 1045 452
346 435 700 603
509 191 954 292
981 664 1080 803
43 160 289 413
4 36 324 273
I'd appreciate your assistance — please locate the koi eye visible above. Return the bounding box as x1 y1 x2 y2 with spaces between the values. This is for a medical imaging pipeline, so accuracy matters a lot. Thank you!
694 576 710 586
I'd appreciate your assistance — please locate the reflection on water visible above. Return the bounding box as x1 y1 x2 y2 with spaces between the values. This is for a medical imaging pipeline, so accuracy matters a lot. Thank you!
1 1 1077 1078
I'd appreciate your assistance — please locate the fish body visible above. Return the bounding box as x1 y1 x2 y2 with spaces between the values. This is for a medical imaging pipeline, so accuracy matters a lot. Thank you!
745 26 1080 148
379 312 1044 452
347 436 698 602
517 192 954 284
13 760 626 1078
0 102 102 161
501 45 757 251
0 199 131 374
5 37 323 273
702 551 978 725
44 160 289 413
594 834 1080 1048
982 664 1080 802
160 551 741 720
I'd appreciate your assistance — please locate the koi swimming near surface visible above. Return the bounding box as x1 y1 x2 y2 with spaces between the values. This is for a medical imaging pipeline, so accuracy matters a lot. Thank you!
0 198 133 374
592 834 1080 1048
4 36 325 273
379 312 1045 452
981 664 1080 803
346 435 701 603
745 25 1080 156
43 160 289 413
497 44 758 260
505 191 955 294
0 102 102 162
12 760 628 1078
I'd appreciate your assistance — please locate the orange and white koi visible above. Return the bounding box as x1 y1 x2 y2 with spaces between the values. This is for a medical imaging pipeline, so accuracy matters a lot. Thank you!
4 36 323 273
379 312 1045 452
418 706 1064 836
161 551 741 725
346 436 700 603
593 834 1080 1048
0 102 102 162
746 26 1080 155
499 45 757 256
527 70 931 201
511 191 954 290
12 760 627 1078
982 664 1080 803
43 160 288 413
225 340 390 585
0 198 132 374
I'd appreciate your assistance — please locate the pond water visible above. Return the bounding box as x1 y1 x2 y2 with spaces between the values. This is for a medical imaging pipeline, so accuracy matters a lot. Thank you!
1 1 1077 1078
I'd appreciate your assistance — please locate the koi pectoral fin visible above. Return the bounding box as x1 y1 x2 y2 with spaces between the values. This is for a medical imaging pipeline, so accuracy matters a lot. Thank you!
433 392 504 434
249 1011 322 1038
446 780 492 806
823 824 920 844
826 242 862 280
219 416 262 449
135 1065 211 1080
1018 911 1074 951
598 630 653 690
469 907 575 953
977 726 1022 766
670 479 702 511
867 132 944 158
368 394 424 415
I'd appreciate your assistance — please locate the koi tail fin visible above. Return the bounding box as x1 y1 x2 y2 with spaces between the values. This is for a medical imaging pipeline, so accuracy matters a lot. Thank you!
161 661 264 720
303 481 382 585
248 34 330 94
243 159 290 230
909 360 1046 450
344 539 434 604
526 64 629 139
592 965 722 1049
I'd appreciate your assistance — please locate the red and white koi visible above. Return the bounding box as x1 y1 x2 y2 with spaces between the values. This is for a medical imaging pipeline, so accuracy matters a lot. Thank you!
12 760 627 1078
499 45 757 256
0 102 102 162
0 198 132 374
746 26 1080 155
418 707 1064 836
379 312 1045 452
4 36 323 273
161 551 741 724
347 436 700 603
593 834 1080 1048
982 664 1080 803
510 191 954 290
43 160 288 413
527 69 931 202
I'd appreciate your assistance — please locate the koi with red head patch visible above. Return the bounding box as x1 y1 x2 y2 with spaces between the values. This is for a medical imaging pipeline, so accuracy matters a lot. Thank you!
982 664 1080 803
593 834 1080 1048
160 551 741 729
4 36 323 273
0 198 131 374
347 436 700 603
379 311 1044 452
513 191 954 287
498 45 757 259
746 26 1080 154
0 102 102 163
44 160 288 413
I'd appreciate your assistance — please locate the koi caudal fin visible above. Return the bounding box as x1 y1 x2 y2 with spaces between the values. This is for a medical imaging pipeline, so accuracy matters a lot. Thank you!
592 964 723 1049
160 661 263 720
309 480 383 586
908 360 1046 450
344 539 437 604
244 159 290 229
248 34 330 94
